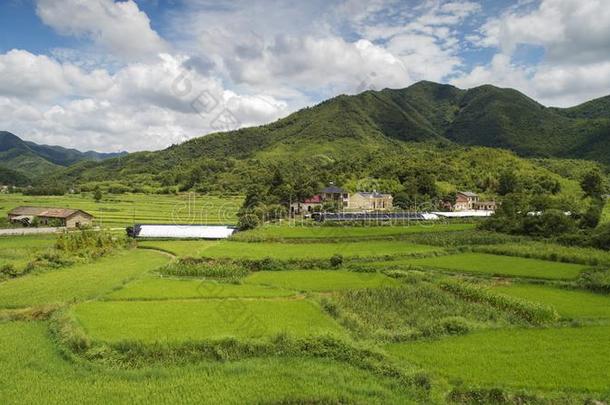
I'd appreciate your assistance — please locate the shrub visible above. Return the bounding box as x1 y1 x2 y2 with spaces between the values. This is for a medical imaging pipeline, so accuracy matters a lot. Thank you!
330 254 343 268
0 264 19 278
237 214 260 231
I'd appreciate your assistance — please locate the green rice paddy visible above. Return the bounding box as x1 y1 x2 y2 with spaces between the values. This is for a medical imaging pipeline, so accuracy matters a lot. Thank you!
107 277 294 300
384 252 588 280
0 322 414 404
235 223 475 240
0 249 169 308
138 239 441 259
245 270 398 291
74 299 346 342
493 283 610 319
387 326 610 391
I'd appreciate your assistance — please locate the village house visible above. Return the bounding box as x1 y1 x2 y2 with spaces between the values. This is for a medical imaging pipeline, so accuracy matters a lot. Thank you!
348 191 393 211
8 206 94 228
290 194 323 215
320 183 350 209
453 191 496 212
291 184 393 215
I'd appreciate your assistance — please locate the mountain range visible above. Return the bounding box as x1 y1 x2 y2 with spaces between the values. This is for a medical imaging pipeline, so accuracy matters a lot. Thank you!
0 131 126 184
3 81 610 188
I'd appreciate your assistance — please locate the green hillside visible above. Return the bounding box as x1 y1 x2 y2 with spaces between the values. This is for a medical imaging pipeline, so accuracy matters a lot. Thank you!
0 131 126 180
51 81 609 198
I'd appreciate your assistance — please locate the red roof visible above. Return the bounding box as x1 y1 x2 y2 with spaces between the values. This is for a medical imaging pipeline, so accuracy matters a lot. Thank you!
303 195 322 204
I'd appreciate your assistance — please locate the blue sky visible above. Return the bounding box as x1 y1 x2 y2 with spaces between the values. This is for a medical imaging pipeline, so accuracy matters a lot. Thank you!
0 0 609 152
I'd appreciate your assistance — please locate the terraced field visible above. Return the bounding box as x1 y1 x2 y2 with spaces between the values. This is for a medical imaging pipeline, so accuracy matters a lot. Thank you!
244 270 398 291
2 217 610 402
0 249 169 308
0 234 56 271
373 252 588 280
387 326 610 391
493 283 610 319
73 299 346 342
233 223 475 240
138 239 442 259
0 193 242 228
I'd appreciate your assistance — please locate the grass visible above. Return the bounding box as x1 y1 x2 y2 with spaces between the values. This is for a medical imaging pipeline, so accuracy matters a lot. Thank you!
107 277 294 300
0 249 169 308
0 193 242 228
493 283 610 320
0 234 56 270
73 299 346 342
245 270 398 292
0 322 416 404
138 239 442 260
387 326 610 392
377 252 588 280
234 223 475 240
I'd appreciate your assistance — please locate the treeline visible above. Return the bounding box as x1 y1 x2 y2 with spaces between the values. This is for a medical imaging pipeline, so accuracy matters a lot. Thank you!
482 168 610 249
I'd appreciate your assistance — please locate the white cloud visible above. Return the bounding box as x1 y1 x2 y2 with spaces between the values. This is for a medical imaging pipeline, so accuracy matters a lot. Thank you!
459 0 610 106
0 51 289 152
35 0 167 61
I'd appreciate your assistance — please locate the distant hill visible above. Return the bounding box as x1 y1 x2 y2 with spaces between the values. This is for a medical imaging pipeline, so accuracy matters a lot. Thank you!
0 131 126 180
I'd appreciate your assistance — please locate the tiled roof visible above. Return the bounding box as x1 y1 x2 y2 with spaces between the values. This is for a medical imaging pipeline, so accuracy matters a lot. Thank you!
303 195 322 203
457 191 478 197
8 206 93 219
355 191 392 198
321 185 345 194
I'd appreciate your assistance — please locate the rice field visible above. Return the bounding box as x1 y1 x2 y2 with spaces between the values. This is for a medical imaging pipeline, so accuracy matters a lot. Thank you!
233 222 475 240
0 249 169 308
0 234 56 270
376 252 588 280
107 277 294 300
138 239 442 259
0 322 415 404
493 283 610 319
387 326 610 391
73 299 346 342
244 270 399 291
0 193 242 228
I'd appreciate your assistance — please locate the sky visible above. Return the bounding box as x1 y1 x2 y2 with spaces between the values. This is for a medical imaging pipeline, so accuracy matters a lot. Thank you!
1 0 610 153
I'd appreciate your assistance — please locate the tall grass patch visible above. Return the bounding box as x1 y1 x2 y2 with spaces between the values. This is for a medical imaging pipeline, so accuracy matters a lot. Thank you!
323 282 527 342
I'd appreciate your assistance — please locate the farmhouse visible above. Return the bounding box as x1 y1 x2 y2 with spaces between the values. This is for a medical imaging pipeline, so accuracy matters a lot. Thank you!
8 206 94 228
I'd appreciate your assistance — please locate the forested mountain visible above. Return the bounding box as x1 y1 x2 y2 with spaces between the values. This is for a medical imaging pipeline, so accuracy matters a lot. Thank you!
0 131 126 180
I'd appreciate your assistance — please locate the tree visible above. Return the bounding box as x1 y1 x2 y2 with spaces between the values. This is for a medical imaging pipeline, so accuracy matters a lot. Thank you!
237 213 260 231
93 187 103 203
581 169 604 198
498 170 519 195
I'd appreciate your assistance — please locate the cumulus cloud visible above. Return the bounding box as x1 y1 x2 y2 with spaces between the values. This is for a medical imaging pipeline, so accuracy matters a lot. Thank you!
457 0 610 107
35 0 167 61
0 51 288 151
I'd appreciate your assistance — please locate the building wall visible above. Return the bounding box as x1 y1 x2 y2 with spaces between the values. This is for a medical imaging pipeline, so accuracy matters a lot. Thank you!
348 194 393 211
65 213 93 228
